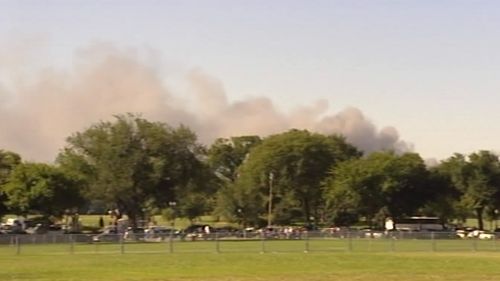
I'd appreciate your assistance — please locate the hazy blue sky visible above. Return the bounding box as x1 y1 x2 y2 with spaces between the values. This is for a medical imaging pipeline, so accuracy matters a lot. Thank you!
1 0 500 161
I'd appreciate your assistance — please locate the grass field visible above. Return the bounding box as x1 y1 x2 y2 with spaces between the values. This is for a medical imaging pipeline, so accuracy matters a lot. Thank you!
2 250 500 281
2 239 500 281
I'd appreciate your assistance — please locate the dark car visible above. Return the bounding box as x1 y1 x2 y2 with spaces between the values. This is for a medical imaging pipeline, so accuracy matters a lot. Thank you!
214 226 242 238
143 226 178 241
181 224 215 240
123 227 145 241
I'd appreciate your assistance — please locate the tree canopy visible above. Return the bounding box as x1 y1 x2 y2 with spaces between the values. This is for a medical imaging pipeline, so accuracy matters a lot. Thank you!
57 114 213 226
223 130 361 226
324 152 431 226
3 162 85 217
0 150 22 217
3 113 500 230
438 151 500 230
207 136 261 182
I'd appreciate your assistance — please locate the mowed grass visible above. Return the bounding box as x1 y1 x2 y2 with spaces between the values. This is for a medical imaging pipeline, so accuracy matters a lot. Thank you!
2 251 500 281
2 239 500 281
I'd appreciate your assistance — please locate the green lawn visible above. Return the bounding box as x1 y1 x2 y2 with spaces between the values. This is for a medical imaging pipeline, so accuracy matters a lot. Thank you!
1 239 500 281
1 251 500 281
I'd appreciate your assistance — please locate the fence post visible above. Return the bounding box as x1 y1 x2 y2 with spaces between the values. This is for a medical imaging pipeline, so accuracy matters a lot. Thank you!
431 232 436 252
390 236 395 252
168 231 174 254
15 236 21 255
260 232 266 254
472 238 477 252
120 235 125 254
368 236 373 252
347 232 353 252
69 234 74 254
304 231 309 253
215 232 220 253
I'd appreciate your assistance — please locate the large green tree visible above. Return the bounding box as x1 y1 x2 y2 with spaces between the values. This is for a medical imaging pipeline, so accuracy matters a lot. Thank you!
223 130 361 226
3 162 85 217
209 136 262 225
438 151 500 230
324 152 432 226
0 150 22 218
58 114 213 226
418 167 462 223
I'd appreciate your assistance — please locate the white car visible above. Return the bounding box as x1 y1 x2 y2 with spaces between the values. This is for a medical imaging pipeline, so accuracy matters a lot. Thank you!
466 230 481 238
456 230 467 239
466 230 496 239
478 231 496 240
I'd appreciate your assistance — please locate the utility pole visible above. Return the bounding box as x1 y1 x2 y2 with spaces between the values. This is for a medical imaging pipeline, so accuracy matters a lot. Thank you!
267 172 274 227
495 209 499 230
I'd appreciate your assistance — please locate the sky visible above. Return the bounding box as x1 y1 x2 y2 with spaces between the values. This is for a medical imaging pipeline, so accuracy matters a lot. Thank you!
1 0 500 162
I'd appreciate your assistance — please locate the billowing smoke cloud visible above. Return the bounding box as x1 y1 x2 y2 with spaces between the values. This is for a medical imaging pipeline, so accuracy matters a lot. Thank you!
187 68 412 154
0 43 411 162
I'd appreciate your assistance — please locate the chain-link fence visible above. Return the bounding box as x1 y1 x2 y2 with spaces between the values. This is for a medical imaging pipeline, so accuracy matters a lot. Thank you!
0 231 498 256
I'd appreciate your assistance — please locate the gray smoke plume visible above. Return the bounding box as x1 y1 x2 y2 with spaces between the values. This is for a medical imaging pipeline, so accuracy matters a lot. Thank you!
0 43 411 162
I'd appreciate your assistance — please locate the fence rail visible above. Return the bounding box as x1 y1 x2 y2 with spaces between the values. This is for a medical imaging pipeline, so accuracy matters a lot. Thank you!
0 231 498 256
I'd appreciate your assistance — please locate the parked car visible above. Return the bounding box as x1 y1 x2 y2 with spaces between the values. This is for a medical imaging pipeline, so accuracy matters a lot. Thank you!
478 231 496 240
123 227 145 241
456 227 477 239
456 229 467 239
361 228 384 239
1 218 27 234
25 224 49 235
92 226 120 242
144 226 177 241
180 225 214 240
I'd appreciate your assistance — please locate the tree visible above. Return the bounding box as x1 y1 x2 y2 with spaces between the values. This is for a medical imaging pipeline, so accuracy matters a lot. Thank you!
176 191 212 223
208 136 262 224
383 153 433 217
207 136 261 182
58 114 212 227
324 152 432 226
3 162 85 217
418 168 461 223
0 150 22 218
439 151 500 230
214 175 266 227
225 130 361 226
323 158 375 226
467 151 500 230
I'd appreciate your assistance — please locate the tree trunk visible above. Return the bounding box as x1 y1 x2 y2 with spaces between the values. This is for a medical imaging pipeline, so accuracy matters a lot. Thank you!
476 207 484 230
128 213 137 229
303 198 311 225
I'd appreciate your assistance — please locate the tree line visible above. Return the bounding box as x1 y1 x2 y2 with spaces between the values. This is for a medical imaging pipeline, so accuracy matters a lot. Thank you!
1 113 500 230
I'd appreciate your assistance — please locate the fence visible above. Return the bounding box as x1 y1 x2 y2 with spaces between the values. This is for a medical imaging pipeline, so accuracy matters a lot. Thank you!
0 231 498 256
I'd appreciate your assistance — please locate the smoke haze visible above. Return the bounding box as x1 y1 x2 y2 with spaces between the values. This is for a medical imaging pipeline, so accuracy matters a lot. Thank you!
0 44 411 162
